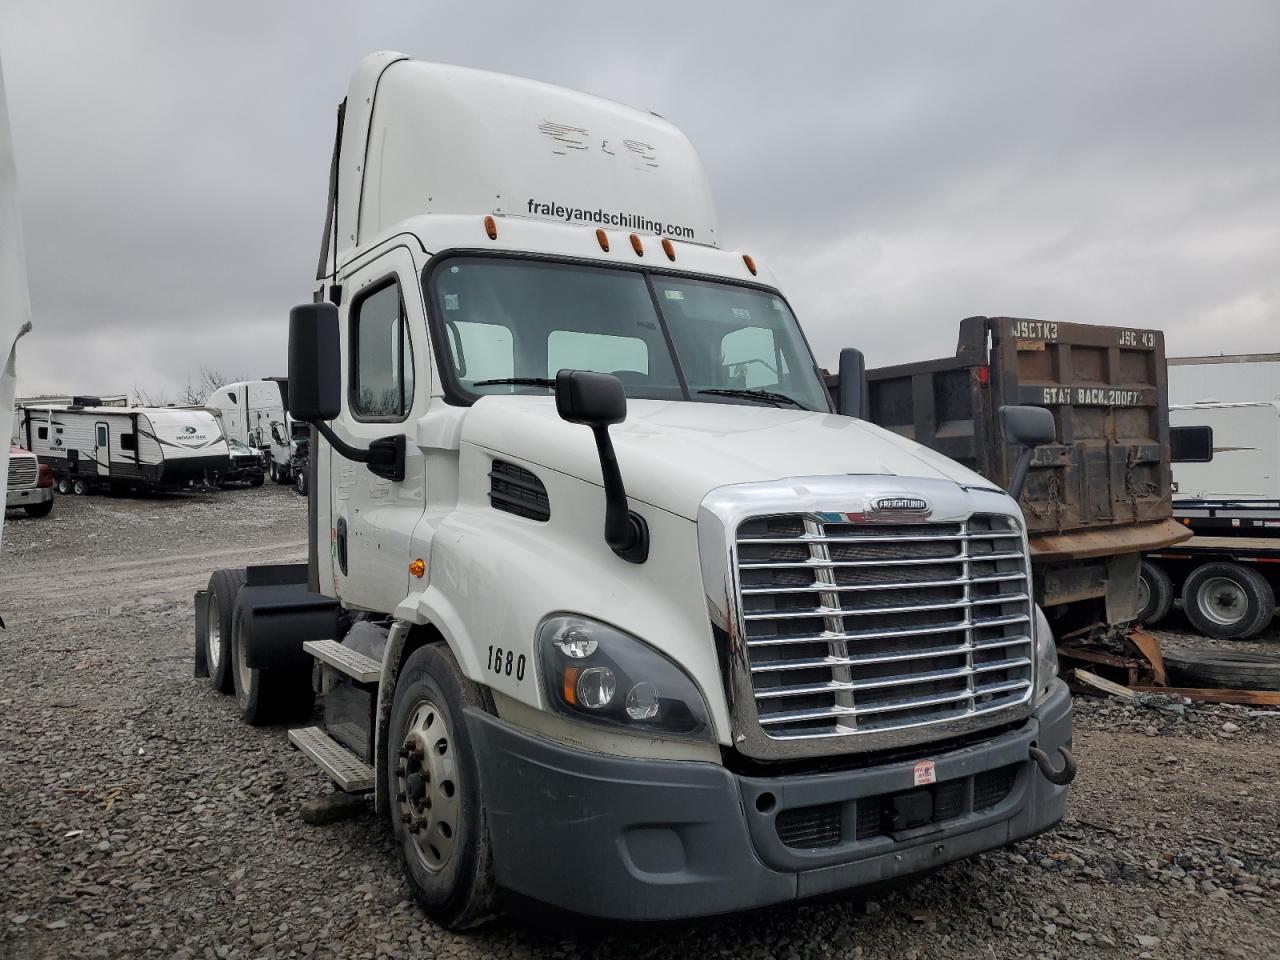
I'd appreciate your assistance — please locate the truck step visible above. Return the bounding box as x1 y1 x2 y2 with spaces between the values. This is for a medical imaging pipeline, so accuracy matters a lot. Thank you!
288 726 375 793
303 638 382 683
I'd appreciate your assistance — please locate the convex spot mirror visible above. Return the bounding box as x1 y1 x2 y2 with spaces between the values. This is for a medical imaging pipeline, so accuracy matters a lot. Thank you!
288 302 341 422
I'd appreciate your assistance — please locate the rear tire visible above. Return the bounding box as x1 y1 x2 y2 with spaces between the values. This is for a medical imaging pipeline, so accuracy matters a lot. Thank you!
72 478 89 496
23 500 53 517
205 568 245 693
55 477 70 496
1136 560 1174 626
386 644 498 929
249 472 264 488
1182 562 1275 640
230 604 314 725
295 468 308 497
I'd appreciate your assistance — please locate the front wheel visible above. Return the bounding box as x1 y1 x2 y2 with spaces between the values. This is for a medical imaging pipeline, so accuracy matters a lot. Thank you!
55 477 71 496
386 644 497 929
23 500 53 517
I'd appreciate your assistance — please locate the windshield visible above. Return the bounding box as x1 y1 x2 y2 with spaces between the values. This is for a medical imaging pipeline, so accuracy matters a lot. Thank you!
428 257 832 411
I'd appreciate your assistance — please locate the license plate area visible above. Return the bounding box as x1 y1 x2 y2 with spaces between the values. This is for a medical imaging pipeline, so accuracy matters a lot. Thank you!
888 788 934 833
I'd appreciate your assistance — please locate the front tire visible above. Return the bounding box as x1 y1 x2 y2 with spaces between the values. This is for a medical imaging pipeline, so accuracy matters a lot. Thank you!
23 500 53 517
1182 562 1275 640
55 477 70 496
386 644 497 929
230 604 314 725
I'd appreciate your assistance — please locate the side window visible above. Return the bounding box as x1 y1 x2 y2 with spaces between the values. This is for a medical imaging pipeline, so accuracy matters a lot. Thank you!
121 433 137 452
37 426 48 440
721 326 781 388
351 279 415 420
96 424 109 447
547 331 649 378
226 391 237 405
449 320 514 384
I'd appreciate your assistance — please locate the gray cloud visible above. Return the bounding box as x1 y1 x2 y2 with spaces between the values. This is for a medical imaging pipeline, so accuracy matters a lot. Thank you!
2 0 1276 397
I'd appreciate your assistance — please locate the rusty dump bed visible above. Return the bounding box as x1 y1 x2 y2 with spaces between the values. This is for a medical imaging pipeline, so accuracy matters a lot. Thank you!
864 316 1189 615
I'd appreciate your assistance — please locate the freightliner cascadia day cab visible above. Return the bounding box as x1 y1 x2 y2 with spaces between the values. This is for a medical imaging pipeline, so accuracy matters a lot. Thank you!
194 53 1075 927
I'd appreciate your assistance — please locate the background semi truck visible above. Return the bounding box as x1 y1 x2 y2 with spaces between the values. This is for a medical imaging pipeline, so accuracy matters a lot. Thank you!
194 53 1074 927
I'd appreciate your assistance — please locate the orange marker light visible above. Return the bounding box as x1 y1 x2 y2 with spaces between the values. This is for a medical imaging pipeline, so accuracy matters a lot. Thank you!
409 558 426 579
484 215 498 240
629 233 644 256
596 228 610 252
563 666 581 705
742 254 757 275
662 238 676 261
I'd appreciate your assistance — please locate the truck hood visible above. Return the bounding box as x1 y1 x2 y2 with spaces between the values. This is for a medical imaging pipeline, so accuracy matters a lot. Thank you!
460 397 999 520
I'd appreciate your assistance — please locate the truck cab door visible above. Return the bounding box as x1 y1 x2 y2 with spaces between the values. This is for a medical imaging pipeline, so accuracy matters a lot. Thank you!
327 246 427 612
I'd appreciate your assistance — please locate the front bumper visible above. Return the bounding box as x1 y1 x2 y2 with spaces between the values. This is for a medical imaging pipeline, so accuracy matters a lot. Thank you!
6 487 53 508
466 679 1072 921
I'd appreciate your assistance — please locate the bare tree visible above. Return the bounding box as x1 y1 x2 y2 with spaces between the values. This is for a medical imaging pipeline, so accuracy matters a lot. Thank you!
130 368 246 407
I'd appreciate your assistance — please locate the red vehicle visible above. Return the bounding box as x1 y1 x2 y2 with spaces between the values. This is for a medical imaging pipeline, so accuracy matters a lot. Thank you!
6 445 54 517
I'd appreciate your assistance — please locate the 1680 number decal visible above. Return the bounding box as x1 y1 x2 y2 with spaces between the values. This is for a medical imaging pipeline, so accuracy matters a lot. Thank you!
487 645 527 681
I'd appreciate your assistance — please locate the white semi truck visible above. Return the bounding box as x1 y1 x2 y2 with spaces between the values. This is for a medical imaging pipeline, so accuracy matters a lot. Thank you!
195 53 1074 927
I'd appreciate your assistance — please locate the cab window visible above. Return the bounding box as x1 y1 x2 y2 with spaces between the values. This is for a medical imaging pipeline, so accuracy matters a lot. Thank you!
351 279 414 420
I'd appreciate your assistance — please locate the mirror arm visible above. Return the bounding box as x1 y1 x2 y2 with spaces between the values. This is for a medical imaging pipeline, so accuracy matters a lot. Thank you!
589 424 649 564
1008 447 1035 501
310 419 370 464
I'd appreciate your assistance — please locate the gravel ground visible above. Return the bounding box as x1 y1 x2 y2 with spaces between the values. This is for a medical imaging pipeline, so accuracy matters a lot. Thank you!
2 486 1279 960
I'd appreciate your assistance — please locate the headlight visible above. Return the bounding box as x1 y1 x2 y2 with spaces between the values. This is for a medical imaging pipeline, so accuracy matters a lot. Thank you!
537 615 712 740
1033 604 1059 705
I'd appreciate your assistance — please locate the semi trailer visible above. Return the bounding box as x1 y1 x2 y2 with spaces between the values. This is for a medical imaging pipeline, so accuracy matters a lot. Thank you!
1137 401 1280 639
194 53 1074 927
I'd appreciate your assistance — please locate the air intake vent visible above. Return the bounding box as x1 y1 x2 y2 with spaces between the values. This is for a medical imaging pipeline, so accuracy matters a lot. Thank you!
489 460 550 522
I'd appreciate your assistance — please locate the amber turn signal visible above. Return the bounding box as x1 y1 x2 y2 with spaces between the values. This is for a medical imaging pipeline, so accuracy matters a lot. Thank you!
742 254 757 275
562 666 581 705
484 215 498 240
409 558 426 578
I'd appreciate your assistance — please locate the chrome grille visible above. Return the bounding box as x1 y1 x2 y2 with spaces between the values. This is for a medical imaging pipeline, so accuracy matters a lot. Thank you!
7 455 37 489
735 513 1033 742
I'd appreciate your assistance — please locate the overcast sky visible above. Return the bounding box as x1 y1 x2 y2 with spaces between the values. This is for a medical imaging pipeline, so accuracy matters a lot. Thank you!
2 1 1277 399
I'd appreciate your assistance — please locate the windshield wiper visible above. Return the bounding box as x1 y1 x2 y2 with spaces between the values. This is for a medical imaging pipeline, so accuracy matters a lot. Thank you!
472 377 556 388
697 388 807 409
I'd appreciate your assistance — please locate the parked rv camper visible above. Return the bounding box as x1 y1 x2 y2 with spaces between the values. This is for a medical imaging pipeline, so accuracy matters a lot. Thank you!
194 54 1074 928
17 404 230 494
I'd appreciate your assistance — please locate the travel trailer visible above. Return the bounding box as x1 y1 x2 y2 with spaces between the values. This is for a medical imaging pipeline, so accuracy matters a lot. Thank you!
18 404 230 494
194 54 1073 927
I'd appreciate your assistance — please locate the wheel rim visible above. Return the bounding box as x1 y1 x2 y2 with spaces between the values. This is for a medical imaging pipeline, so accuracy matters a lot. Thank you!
1136 575 1151 615
235 621 252 695
206 592 222 675
1197 576 1248 626
396 698 459 873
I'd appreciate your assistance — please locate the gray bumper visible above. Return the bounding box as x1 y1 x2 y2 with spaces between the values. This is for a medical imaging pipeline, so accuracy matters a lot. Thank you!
466 680 1072 921
6 486 52 508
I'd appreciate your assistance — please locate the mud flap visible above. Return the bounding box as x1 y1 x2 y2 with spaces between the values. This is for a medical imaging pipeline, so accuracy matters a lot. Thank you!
193 589 209 678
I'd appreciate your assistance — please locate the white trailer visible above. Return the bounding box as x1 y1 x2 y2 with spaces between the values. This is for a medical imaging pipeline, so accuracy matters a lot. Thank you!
1168 353 1280 405
1171 401 1280 503
18 404 230 495
194 54 1073 927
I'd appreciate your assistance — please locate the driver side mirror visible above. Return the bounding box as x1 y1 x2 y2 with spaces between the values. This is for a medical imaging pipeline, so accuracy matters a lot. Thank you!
287 303 341 421
835 347 868 418
1000 405 1056 501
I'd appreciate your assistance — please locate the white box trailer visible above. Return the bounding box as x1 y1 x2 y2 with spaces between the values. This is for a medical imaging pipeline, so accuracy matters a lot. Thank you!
1171 401 1280 503
1168 353 1280 405
193 53 1074 927
18 404 230 495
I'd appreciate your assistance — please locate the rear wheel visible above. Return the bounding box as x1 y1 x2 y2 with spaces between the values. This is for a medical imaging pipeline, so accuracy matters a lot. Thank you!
55 477 70 496
205 568 245 693
72 478 89 496
295 467 308 497
1182 562 1275 640
1136 560 1174 626
249 472 265 488
230 604 314 725
23 500 53 517
386 644 497 929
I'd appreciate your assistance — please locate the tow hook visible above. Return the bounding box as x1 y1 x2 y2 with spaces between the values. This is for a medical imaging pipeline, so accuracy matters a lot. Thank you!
1029 745 1077 785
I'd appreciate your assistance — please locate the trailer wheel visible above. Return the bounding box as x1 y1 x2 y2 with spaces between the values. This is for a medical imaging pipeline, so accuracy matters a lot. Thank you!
386 644 497 929
1182 562 1276 640
55 477 71 496
72 478 89 496
1136 561 1174 626
230 605 314 725
1164 648 1280 691
205 568 246 693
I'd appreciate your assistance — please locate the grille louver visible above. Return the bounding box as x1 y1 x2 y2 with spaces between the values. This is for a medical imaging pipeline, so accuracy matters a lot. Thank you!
736 513 1033 743
488 460 549 522
7 455 38 489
